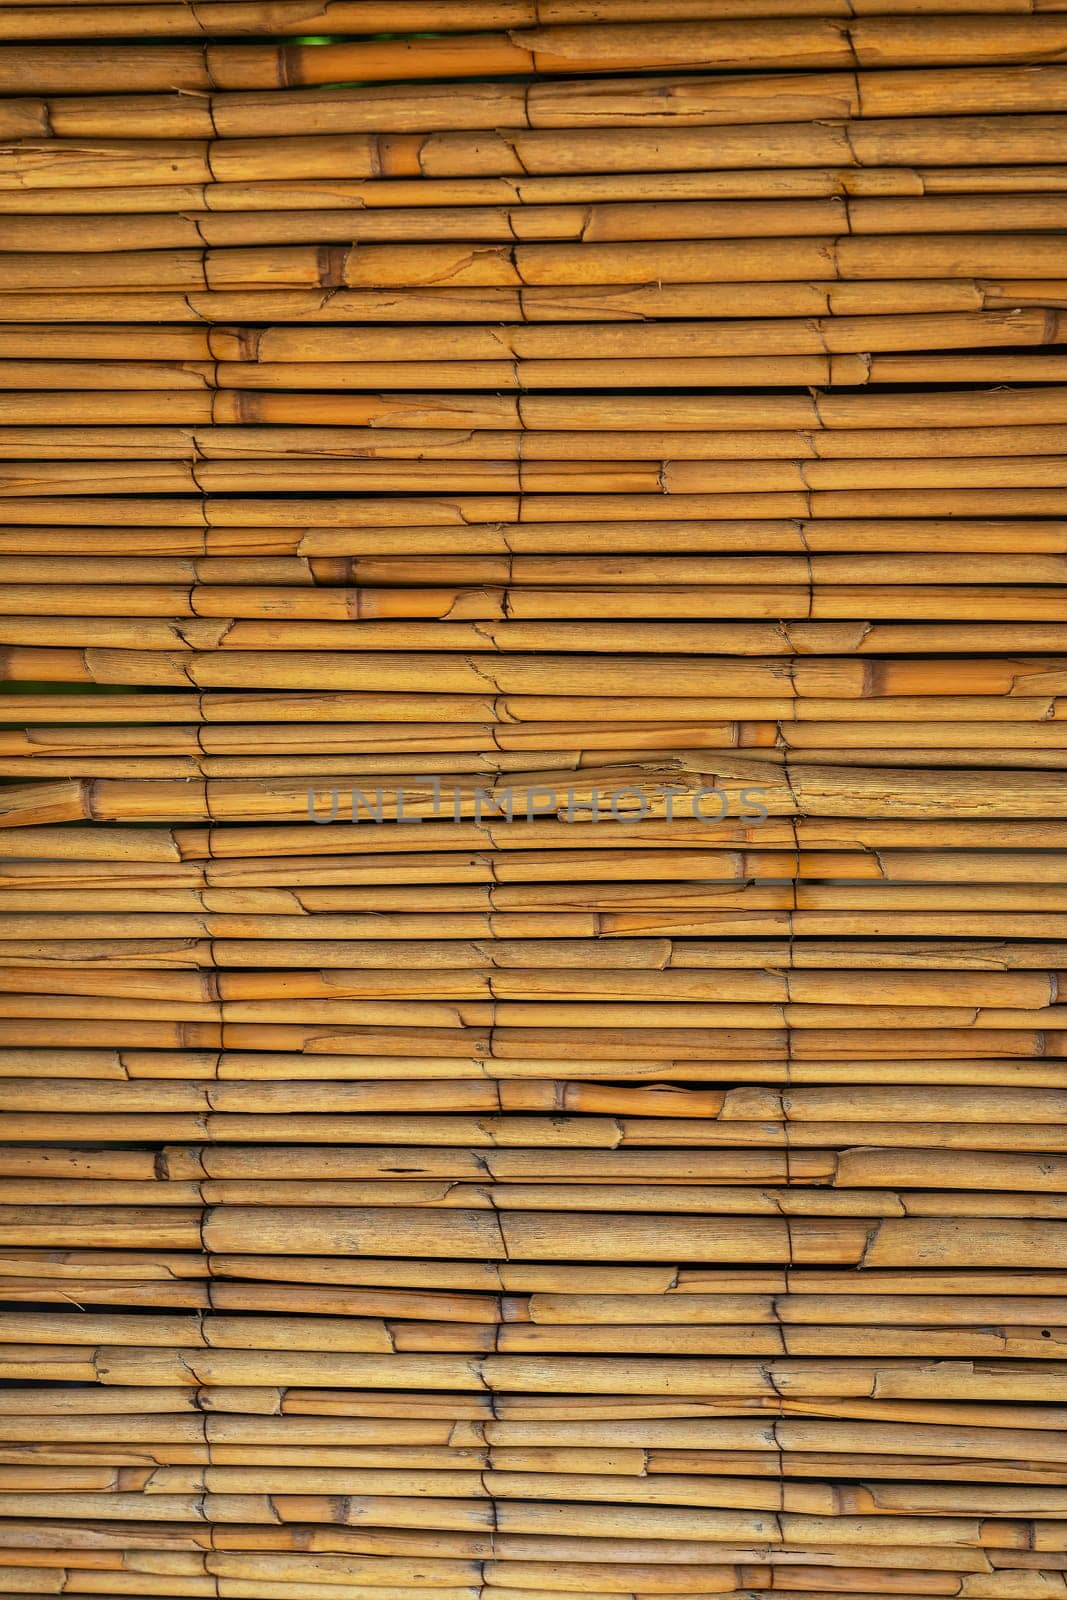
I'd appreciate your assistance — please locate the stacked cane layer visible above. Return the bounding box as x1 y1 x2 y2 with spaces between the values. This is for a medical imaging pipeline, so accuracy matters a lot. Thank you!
1 5 1067 1599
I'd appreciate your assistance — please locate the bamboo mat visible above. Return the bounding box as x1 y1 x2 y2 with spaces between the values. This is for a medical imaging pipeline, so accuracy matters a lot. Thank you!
1 5 1067 1599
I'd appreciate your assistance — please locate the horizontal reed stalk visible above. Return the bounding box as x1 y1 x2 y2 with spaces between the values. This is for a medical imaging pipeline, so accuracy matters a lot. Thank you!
6 351 1067 389
10 166 1067 216
3 762 1067 822
0 278 1060 322
4 22 1067 95
8 196 1067 251
11 745 1067 778
7 0 1067 40
1 516 1063 557
3 122 1065 190
1 934 1062 966
6 64 1067 142
6 388 1066 425
0 308 1062 363
216 310 1067 358
3 687 1067 721
9 424 1067 457
1 583 1063 624
7 621 1067 668
2 965 1056 1006
5 488 1067 524
13 818 1067 864
5 846 1067 886
6 553 1067 585
0 235 1063 289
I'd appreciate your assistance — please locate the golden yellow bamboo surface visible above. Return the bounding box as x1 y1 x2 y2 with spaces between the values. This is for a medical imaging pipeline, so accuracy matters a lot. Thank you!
1 6 1066 1596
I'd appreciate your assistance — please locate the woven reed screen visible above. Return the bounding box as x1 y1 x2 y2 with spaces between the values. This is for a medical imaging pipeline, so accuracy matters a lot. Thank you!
0 3 1067 1595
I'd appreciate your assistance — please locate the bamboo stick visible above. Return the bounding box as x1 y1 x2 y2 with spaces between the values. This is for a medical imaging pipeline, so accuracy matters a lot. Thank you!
1 235 1064 290
10 167 1067 217
5 481 1067 525
6 22 1067 96
9 423 1067 465
6 691 1067 730
4 121 1067 193
1 279 1063 323
8 350 1067 389
8 555 1066 595
4 351 1065 389
213 312 1067 358
9 195 1067 252
6 400 1067 438
7 1 1067 41
11 423 1067 459
2 516 1066 558
13 745 1067 778
0 309 1063 365
6 719 1067 770
3 582 1066 627
11 816 1067 860
6 65 1067 144
3 964 1057 1007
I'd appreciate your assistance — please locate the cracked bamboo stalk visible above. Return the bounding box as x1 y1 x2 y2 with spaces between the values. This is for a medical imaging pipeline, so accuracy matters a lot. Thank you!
6 64 1067 142
9 166 1067 216
3 350 1063 388
10 195 1067 251
0 1204 1059 1268
7 389 1067 426
6 489 1067 528
3 1344 1064 1410
9 847 1067 889
7 1144 1067 1190
5 689 1067 725
8 704 1067 732
13 410 1067 451
7 466 1067 504
2 235 1065 291
208 311 1067 359
3 279 1063 323
18 742 1067 775
10 815 1067 863
2 965 1055 1007
1 1446 1061 1484
5 487 1067 528
2 1184 1066 1234
9 1037 1067 1083
32 813 1067 852
2 580 1065 624
0 1105 1063 1148
6 762 1067 826
5 729 1067 777
0 1484 1058 1542
5 515 1066 558
3 121 1066 191
0 310 1063 364
4 583 1067 626
8 885 1067 918
8 726 1062 767
4 1171 1067 1212
9 619 1067 665
2 1044 1063 1088
2 933 1065 966
2 990 1066 1035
